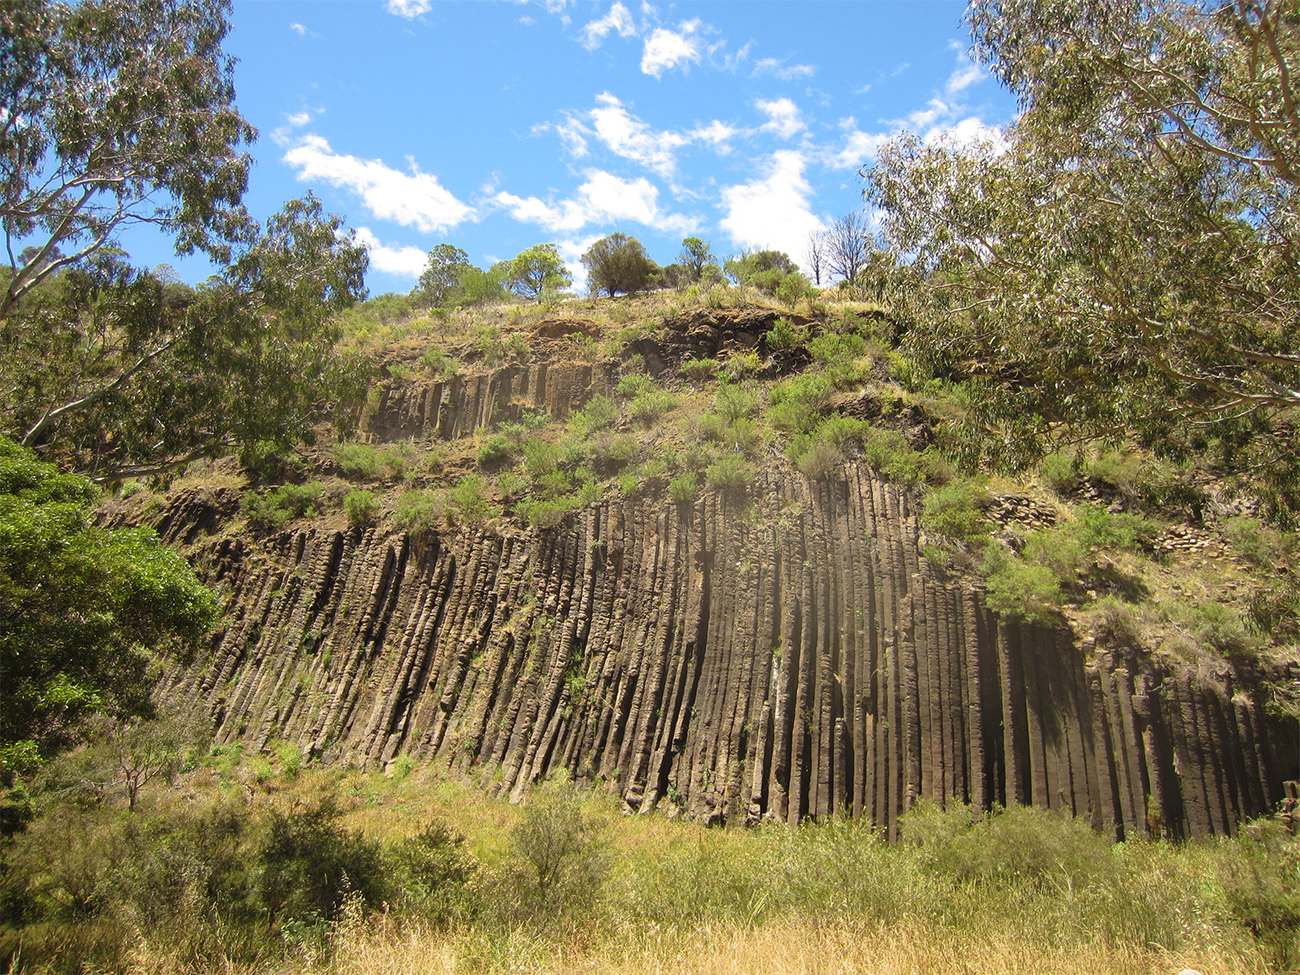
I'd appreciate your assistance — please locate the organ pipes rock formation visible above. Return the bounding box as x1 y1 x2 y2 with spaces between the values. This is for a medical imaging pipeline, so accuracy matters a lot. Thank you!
145 459 1289 840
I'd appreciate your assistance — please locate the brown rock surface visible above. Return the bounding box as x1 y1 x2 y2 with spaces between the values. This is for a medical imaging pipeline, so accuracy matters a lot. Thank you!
150 463 1286 838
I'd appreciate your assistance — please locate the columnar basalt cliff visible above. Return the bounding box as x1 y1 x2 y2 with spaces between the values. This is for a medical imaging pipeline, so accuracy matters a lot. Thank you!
148 465 1289 840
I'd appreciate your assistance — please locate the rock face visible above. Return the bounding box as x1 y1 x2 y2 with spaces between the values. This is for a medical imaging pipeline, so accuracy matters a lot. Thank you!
154 467 1288 839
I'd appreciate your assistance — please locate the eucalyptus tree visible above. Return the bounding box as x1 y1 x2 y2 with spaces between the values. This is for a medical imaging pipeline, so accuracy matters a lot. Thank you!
0 0 257 320
864 0 1300 511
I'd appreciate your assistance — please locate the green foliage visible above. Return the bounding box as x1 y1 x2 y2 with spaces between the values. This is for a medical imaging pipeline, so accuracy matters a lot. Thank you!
616 373 655 398
0 439 220 766
668 471 700 503
242 481 325 531
860 428 947 485
334 441 410 480
421 347 460 378
714 384 759 423
705 454 755 492
449 475 489 524
413 244 471 308
677 237 721 283
388 819 478 923
502 787 606 926
343 489 377 526
680 357 721 383
866 1 1300 513
393 489 445 534
3 195 370 479
569 395 619 437
0 0 256 318
477 434 516 469
628 389 678 427
920 480 991 545
581 233 657 297
767 316 807 351
980 545 1064 625
498 243 573 303
255 798 386 928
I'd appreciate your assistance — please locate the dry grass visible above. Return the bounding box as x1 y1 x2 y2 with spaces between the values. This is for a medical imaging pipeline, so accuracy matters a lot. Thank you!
312 915 1267 975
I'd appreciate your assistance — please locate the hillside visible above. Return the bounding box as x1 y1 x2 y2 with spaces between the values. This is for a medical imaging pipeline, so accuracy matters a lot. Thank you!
101 284 1300 840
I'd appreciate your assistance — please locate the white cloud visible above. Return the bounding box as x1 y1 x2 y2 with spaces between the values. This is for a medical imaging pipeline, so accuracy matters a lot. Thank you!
289 22 307 35
281 134 474 233
641 20 703 77
946 61 986 96
286 110 312 128
550 93 736 176
719 150 823 262
386 0 431 16
689 119 740 154
495 169 695 235
587 93 688 176
581 2 638 49
756 97 805 140
816 117 890 169
926 116 1007 151
753 57 815 80
556 234 602 294
354 227 427 278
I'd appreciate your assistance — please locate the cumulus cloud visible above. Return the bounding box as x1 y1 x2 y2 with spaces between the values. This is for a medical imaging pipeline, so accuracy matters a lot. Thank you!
495 169 695 235
641 20 703 77
753 57 815 80
946 61 986 96
587 94 688 176
756 97 805 139
815 117 890 169
289 22 307 35
386 0 431 16
689 119 740 153
353 227 427 278
281 134 474 233
719 150 823 261
286 110 313 128
550 93 738 177
581 2 638 49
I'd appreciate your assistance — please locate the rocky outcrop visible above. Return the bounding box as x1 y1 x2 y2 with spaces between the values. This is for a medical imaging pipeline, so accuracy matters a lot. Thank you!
153 466 1289 839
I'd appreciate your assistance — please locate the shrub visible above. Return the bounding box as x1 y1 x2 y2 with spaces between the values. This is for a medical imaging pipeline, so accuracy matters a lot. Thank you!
797 441 842 480
617 373 655 398
449 475 489 524
570 394 619 437
1224 515 1292 568
629 389 678 427
1070 503 1151 552
473 325 506 364
523 437 561 478
421 347 459 377
520 496 583 529
715 384 759 422
980 545 1064 624
668 472 699 503
1039 451 1079 495
767 317 807 350
393 489 444 533
255 798 386 928
335 442 411 481
388 819 478 923
343 489 377 525
680 357 721 383
724 349 761 378
477 434 515 469
242 482 325 530
920 481 991 545
501 787 607 925
705 454 754 492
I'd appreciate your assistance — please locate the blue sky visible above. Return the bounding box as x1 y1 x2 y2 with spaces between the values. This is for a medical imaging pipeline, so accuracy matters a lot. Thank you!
127 0 1016 294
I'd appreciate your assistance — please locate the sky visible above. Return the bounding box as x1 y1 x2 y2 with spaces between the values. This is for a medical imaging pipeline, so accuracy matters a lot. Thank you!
121 0 1017 295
